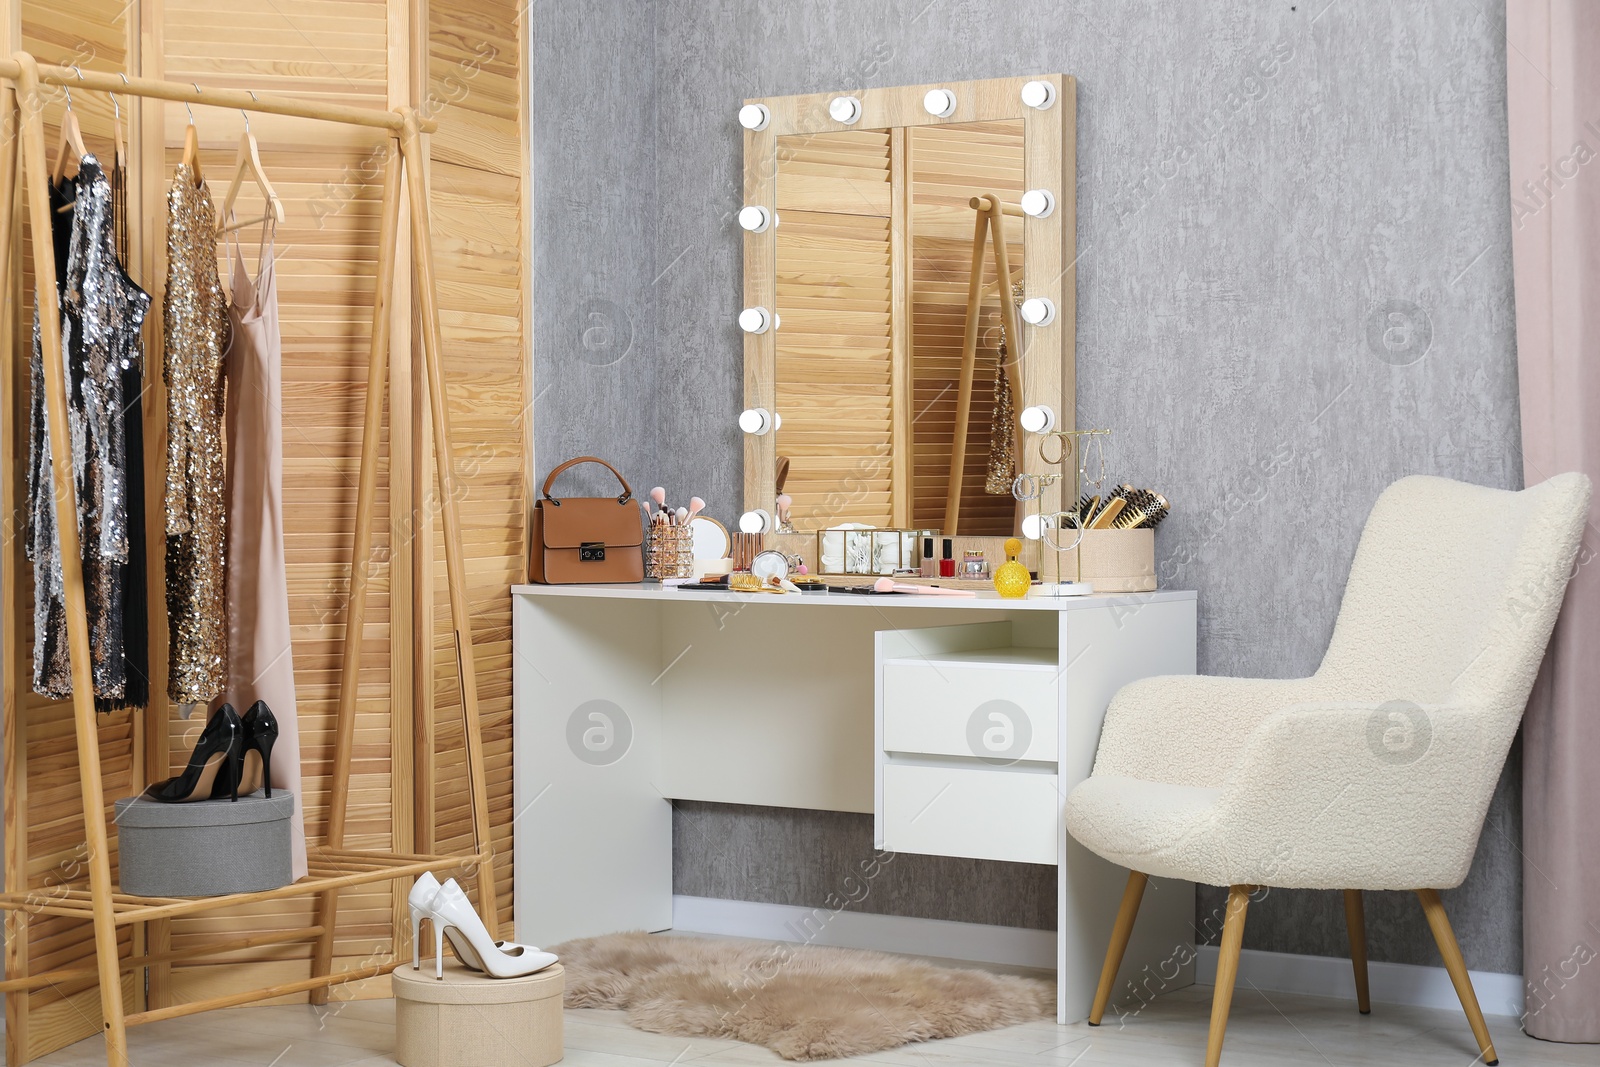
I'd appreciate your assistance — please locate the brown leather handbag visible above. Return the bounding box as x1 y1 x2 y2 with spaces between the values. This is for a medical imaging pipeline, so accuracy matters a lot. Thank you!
529 457 645 584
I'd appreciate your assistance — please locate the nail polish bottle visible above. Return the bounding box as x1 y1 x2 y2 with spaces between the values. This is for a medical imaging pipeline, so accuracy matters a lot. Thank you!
920 536 938 578
939 538 956 578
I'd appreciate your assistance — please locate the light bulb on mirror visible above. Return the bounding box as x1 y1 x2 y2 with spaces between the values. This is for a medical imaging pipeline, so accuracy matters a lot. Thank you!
738 408 774 435
1020 80 1056 110
1021 513 1052 540
829 95 862 124
739 509 773 534
923 88 957 117
738 307 773 334
738 103 771 130
1019 405 1057 434
1020 189 1055 218
1019 297 1057 326
737 205 772 233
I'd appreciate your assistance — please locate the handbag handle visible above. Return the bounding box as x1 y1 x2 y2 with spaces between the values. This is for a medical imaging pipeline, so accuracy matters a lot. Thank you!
541 456 634 505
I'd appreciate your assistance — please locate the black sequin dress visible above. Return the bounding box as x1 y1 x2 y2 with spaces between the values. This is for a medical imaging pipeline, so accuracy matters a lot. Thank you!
25 155 152 706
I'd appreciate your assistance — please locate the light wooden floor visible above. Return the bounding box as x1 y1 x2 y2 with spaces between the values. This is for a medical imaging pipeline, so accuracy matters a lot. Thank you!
9 982 1596 1067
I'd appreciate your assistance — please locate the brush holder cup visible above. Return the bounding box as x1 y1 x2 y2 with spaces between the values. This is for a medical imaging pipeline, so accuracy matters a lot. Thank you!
645 524 694 580
1052 528 1157 592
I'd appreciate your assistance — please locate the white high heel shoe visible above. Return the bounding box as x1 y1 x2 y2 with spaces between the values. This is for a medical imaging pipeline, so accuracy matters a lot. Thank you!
409 873 444 971
409 873 543 974
428 878 558 980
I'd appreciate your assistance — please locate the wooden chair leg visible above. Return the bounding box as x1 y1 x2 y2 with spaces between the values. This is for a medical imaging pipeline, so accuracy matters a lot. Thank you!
1088 871 1148 1025
1416 889 1498 1065
1343 889 1371 1014
1205 885 1251 1067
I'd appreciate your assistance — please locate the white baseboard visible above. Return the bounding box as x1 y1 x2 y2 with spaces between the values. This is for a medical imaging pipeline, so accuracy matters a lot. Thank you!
1197 945 1524 1018
671 895 1055 971
672 896 1525 1020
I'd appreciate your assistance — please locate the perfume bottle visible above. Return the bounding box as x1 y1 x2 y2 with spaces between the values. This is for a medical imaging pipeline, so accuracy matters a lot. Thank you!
994 538 1031 598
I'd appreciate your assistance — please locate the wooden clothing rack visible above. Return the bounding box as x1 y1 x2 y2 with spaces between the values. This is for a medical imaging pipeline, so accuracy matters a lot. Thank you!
944 192 1024 535
0 51 495 1067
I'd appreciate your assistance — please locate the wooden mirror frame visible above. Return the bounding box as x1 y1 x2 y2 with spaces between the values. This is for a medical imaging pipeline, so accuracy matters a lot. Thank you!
741 74 1078 533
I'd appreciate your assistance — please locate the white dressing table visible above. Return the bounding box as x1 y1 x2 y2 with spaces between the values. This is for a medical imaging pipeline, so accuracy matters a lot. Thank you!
512 582 1198 1022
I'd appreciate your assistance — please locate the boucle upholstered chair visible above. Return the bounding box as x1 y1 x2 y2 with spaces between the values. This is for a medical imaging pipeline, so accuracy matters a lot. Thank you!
1064 473 1591 1067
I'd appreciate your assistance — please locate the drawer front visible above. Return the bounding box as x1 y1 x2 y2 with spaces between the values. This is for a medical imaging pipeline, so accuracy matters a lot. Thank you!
882 662 1057 762
881 763 1057 865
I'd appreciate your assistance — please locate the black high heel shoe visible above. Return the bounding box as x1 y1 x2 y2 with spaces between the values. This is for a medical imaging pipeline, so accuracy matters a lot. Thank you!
238 701 280 798
146 704 244 803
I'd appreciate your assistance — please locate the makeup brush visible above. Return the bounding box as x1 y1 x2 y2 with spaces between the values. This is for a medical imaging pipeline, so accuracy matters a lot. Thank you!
687 496 706 520
675 507 688 525
872 577 977 597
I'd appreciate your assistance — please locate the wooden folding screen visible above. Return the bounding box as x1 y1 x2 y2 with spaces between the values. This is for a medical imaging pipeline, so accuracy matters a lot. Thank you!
1 1 529 1061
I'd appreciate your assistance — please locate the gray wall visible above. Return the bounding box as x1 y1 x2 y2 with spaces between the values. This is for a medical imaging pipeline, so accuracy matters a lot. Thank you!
532 0 1524 973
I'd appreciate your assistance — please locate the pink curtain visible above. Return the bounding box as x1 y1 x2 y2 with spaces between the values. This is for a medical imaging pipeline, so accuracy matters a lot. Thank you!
1507 0 1600 1044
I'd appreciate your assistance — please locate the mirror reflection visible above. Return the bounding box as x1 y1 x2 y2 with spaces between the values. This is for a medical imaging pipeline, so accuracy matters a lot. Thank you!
772 119 1025 536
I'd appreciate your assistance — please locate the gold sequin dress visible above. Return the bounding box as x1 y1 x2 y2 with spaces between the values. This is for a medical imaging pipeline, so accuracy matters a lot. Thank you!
163 165 229 704
985 283 1025 496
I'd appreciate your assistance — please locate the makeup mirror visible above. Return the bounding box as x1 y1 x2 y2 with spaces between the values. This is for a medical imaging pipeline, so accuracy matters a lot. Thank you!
688 515 731 560
741 77 1077 537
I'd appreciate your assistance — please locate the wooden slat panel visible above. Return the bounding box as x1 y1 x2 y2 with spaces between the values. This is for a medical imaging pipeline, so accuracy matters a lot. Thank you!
773 130 895 530
908 120 1025 536
426 0 525 931
151 0 399 1010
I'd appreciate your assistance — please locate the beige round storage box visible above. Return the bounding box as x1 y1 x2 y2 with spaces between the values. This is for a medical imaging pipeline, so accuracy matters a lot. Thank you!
1061 527 1157 592
392 959 563 1067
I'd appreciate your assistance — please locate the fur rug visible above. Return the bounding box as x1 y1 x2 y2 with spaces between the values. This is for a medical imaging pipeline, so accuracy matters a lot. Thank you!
551 932 1054 1061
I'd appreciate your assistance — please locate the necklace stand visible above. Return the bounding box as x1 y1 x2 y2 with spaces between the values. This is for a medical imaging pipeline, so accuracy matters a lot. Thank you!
1016 428 1112 597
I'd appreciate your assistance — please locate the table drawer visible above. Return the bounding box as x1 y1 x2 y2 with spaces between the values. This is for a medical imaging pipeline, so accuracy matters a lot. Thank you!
882 659 1057 763
880 763 1057 865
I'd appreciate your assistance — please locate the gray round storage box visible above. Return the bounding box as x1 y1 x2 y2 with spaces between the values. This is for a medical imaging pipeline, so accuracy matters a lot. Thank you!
114 792 294 896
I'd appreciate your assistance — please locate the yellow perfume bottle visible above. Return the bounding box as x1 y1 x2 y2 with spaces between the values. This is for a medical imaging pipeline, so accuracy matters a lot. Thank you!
993 538 1031 598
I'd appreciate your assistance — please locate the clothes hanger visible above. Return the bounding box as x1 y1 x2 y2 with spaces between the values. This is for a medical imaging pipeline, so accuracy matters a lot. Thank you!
112 75 131 260
112 75 126 171
180 85 203 184
51 69 89 186
217 102 285 235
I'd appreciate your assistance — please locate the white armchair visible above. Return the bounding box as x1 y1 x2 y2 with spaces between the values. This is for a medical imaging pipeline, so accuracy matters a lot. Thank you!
1064 473 1591 1067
